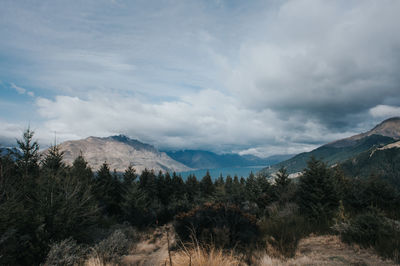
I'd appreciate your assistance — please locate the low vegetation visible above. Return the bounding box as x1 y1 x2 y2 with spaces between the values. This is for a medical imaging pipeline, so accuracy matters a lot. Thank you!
0 129 399 265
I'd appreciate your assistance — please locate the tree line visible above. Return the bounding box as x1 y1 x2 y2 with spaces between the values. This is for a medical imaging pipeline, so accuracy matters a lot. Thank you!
1 129 399 264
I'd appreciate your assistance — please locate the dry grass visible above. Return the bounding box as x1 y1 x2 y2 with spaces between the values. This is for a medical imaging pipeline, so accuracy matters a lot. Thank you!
257 235 397 266
84 228 397 266
171 244 242 266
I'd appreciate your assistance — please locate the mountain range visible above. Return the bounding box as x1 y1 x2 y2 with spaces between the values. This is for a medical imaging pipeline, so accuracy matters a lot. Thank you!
52 135 191 173
261 117 400 175
50 135 287 173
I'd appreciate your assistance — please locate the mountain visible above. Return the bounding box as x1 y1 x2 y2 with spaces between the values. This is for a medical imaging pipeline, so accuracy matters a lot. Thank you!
340 140 400 188
261 117 400 175
166 150 293 169
52 135 191 173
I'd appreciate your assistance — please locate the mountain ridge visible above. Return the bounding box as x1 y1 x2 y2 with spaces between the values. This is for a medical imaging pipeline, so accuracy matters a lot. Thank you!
261 117 400 175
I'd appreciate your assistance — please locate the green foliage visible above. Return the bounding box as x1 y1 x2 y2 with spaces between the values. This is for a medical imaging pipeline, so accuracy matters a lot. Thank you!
121 182 156 227
336 208 400 262
273 167 292 203
259 203 309 258
95 162 123 217
122 165 137 186
185 174 200 203
16 127 40 179
200 171 215 198
174 202 260 250
297 157 339 229
340 145 400 189
70 154 94 184
41 144 65 174
342 175 400 219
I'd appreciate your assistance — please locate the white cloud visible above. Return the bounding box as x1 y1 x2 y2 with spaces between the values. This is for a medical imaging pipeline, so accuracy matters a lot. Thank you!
10 83 35 97
34 89 357 156
11 83 26 94
370 105 400 118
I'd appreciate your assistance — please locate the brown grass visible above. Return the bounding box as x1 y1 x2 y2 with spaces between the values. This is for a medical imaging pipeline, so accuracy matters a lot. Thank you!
171 244 242 266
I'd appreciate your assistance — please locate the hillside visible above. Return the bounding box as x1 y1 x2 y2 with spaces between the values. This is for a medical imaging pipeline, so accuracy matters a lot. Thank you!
51 135 191 173
166 150 293 169
340 141 400 188
261 117 400 175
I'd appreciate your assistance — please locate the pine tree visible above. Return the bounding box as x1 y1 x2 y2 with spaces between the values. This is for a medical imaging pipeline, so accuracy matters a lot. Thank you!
16 128 39 179
275 166 290 190
200 171 215 198
185 174 199 203
171 172 185 201
95 162 122 217
297 157 339 227
41 144 65 174
123 165 137 187
70 154 93 184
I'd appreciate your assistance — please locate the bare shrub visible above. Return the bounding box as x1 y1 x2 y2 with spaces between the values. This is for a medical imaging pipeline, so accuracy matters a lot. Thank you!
93 229 130 264
45 238 87 266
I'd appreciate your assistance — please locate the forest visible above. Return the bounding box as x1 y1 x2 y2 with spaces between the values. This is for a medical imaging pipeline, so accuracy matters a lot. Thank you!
1 129 399 265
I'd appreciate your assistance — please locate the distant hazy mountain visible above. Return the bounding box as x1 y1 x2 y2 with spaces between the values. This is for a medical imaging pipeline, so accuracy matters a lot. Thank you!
340 140 400 188
261 117 400 175
165 150 293 169
51 135 191 173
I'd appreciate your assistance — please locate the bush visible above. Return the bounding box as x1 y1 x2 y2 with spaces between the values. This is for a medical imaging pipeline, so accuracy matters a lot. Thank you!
335 209 400 262
45 238 87 266
259 203 309 258
93 229 131 264
174 202 259 250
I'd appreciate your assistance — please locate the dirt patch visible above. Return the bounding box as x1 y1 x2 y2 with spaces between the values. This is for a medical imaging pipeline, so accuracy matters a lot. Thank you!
120 225 173 266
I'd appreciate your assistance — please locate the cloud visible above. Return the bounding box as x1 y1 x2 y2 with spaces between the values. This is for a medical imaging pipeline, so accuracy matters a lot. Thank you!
225 0 400 131
34 90 354 156
370 105 400 118
11 83 26 94
1 1 400 156
10 83 35 97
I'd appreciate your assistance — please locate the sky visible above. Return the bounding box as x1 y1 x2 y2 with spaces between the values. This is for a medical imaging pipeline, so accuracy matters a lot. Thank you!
1 0 400 157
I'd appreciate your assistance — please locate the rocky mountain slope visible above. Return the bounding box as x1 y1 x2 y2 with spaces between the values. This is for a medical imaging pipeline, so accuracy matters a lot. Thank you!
261 117 400 175
53 135 191 173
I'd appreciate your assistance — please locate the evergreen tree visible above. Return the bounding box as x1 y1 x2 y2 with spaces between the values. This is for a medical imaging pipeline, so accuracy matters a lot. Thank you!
185 174 199 203
297 157 339 227
215 174 225 187
70 154 93 184
200 171 215 198
16 128 40 179
275 167 290 191
171 172 185 201
245 172 259 203
225 175 233 195
273 166 291 203
41 144 65 175
123 165 137 187
95 162 122 217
